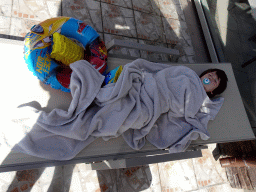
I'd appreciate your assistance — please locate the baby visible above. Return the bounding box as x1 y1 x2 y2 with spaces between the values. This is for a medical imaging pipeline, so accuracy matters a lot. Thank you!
104 66 228 99
200 68 228 98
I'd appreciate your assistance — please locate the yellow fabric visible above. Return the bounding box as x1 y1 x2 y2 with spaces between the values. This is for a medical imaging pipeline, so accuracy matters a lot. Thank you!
113 66 123 83
51 32 84 66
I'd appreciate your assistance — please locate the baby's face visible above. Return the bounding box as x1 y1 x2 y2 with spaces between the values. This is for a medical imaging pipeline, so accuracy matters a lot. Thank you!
200 71 220 93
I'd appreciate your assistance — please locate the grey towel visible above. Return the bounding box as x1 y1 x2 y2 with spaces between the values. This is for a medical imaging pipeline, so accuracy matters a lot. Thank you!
13 59 224 160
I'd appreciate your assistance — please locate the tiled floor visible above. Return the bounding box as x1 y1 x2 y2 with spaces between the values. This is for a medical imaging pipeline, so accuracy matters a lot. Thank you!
0 0 253 191
0 145 246 192
0 0 199 63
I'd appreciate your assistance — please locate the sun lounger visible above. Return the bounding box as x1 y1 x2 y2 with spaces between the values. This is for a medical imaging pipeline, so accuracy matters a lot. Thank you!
0 38 254 172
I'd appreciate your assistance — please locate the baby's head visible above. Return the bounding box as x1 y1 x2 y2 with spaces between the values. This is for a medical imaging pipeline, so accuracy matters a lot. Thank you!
199 68 228 98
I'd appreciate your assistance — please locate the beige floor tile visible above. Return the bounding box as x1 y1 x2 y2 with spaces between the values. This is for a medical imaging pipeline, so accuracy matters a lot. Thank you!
162 17 188 44
132 0 161 15
30 183 42 192
167 35 195 63
207 144 228 183
0 16 11 35
31 167 61 191
69 164 100 192
143 164 162 192
102 2 137 38
208 183 245 192
158 159 198 191
101 0 133 9
10 17 38 37
193 147 227 189
158 0 179 19
46 1 62 17
0 171 16 185
69 172 84 192
179 0 189 5
193 183 246 192
62 0 102 32
135 11 165 43
39 167 56 185
0 0 12 17
12 0 61 20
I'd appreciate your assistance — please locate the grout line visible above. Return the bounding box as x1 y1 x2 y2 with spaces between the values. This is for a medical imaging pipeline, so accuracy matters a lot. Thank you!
99 1 105 42
191 158 199 191
186 182 231 192
9 0 14 38
156 163 163 192
130 0 141 57
160 14 168 45
130 0 138 42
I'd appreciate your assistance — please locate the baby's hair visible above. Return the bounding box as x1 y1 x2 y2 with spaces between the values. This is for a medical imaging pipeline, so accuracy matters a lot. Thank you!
200 68 228 98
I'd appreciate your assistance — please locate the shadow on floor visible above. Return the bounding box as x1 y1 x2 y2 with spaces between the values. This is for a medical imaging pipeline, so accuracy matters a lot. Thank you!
6 164 152 192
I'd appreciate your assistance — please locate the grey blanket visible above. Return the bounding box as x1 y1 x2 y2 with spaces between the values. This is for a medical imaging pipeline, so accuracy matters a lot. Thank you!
13 59 224 160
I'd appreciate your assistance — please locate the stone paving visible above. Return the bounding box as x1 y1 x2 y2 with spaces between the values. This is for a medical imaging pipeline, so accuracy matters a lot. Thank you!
0 0 197 63
0 0 250 191
0 145 246 192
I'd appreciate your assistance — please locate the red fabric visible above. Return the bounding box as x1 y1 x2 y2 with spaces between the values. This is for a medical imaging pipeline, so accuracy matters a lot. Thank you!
88 56 107 74
56 66 72 88
78 22 87 33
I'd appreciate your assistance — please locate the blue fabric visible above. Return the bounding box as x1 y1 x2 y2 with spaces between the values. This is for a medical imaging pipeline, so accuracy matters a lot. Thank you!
61 18 99 48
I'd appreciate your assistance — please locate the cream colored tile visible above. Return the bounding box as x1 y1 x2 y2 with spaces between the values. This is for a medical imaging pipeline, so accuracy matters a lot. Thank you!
102 3 137 37
46 1 62 17
204 183 245 192
0 180 9 192
30 183 42 192
31 167 63 192
62 0 102 32
69 172 83 192
207 144 228 183
158 0 179 19
135 11 165 42
0 171 16 184
158 159 198 191
193 148 227 189
12 0 60 20
70 164 100 192
132 0 161 15
193 189 208 192
38 167 55 185
0 0 12 17
101 0 132 8
162 17 188 44
0 16 11 35
10 17 38 37
144 164 162 192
